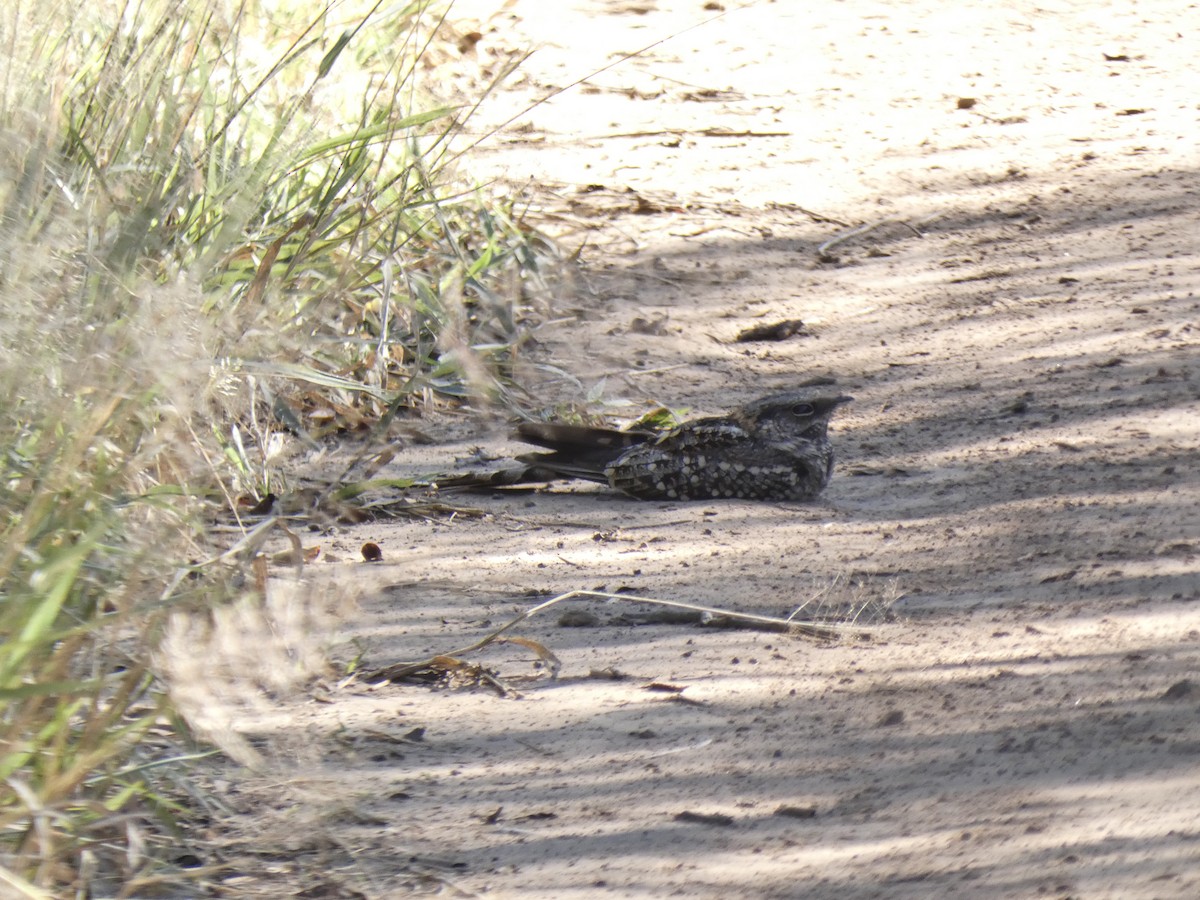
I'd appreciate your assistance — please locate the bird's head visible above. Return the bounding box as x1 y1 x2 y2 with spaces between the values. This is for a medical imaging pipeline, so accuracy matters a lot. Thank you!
740 389 853 441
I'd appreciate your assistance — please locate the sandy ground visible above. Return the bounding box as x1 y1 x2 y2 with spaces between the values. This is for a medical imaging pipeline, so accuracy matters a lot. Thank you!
202 2 1200 897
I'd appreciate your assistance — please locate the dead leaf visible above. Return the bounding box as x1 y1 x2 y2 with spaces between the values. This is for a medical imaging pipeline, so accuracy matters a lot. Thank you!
734 319 809 342
497 636 562 678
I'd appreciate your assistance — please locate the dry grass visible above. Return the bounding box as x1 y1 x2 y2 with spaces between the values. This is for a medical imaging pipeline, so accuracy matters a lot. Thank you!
0 0 553 893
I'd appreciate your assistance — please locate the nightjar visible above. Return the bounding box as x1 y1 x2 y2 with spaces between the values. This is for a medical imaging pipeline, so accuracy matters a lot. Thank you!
513 389 852 501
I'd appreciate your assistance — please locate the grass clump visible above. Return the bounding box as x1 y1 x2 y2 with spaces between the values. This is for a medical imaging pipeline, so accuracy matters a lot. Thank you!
0 0 548 892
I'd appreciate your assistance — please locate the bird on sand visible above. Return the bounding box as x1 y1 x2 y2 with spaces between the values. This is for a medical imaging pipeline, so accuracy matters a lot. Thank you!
449 388 852 502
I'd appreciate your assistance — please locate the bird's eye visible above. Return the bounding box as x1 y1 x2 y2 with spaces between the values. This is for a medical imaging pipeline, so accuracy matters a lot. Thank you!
791 403 814 417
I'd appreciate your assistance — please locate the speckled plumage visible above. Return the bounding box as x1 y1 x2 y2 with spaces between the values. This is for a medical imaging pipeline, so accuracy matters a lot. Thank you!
514 389 852 501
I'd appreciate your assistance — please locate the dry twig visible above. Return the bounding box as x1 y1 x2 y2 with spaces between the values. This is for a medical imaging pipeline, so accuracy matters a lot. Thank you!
363 589 871 683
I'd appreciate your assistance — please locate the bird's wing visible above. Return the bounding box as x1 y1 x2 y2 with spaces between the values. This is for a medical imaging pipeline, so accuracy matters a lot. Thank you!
509 422 655 484
643 418 754 453
515 422 653 454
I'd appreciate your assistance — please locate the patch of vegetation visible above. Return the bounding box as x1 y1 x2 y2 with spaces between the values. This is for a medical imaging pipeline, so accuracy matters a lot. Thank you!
0 0 550 892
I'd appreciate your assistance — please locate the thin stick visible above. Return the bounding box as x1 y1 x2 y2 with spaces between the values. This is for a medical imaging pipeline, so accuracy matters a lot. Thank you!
817 218 925 256
363 589 865 683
